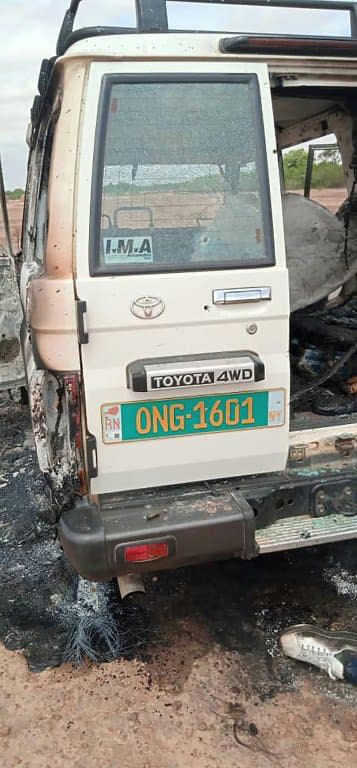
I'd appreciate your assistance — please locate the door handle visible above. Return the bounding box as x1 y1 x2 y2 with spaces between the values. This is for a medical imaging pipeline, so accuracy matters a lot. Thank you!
213 287 271 305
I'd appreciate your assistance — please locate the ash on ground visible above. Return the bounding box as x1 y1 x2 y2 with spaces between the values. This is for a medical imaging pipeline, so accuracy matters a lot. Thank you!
0 391 147 670
324 565 357 600
0 390 356 709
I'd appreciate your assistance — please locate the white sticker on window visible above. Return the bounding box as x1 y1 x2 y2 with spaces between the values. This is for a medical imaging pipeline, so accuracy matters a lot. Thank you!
103 236 153 264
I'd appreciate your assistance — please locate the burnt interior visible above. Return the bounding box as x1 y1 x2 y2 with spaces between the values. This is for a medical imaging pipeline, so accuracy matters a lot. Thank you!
290 300 357 427
272 86 357 427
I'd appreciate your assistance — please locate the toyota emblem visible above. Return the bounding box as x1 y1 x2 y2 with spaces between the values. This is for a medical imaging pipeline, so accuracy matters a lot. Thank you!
130 296 165 320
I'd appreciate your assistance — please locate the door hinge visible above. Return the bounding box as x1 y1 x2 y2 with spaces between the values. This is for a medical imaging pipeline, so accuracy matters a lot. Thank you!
86 434 98 479
76 299 89 344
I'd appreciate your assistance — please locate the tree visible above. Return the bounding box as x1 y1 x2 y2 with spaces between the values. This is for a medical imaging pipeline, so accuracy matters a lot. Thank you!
283 148 307 189
317 147 341 164
283 147 345 190
6 189 25 200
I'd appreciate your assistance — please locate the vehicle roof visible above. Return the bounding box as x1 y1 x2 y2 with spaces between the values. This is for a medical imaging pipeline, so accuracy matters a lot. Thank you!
58 31 357 71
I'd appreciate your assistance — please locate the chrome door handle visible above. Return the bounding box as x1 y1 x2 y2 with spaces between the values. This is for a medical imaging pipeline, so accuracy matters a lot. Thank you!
212 287 271 305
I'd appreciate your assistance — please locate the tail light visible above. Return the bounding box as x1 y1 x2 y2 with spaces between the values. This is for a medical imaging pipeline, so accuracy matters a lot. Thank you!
121 538 175 564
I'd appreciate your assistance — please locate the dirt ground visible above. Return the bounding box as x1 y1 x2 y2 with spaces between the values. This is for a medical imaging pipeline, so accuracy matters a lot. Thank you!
0 189 347 254
291 187 347 212
1 642 356 768
293 187 346 212
101 187 348 229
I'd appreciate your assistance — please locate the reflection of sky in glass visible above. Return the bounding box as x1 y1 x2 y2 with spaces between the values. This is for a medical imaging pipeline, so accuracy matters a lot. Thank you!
104 164 220 186
103 163 255 187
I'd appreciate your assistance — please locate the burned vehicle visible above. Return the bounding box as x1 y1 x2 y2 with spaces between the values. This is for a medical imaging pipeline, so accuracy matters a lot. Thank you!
2 0 357 594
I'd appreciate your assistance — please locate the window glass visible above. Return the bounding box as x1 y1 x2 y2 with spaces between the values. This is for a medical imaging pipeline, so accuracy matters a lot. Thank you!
94 79 273 273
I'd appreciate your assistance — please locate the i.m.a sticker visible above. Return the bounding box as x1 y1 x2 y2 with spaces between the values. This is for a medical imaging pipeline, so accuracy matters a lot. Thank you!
103 236 153 265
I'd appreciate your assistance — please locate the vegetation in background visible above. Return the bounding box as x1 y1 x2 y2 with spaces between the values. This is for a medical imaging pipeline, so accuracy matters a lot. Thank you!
103 147 345 198
6 189 25 200
104 176 224 195
283 147 345 190
104 167 258 196
3 147 345 202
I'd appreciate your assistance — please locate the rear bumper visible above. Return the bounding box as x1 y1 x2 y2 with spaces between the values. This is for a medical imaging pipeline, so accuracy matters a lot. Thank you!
58 470 357 581
58 488 257 581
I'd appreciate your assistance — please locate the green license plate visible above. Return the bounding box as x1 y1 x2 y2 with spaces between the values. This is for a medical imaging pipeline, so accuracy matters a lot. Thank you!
101 389 285 443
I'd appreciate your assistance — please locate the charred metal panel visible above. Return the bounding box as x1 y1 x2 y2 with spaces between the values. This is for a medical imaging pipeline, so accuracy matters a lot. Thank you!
0 253 25 390
289 426 357 472
312 478 357 516
29 370 86 515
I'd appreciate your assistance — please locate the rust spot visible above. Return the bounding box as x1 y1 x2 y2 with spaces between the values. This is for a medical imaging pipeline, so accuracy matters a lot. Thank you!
335 435 355 457
289 445 306 462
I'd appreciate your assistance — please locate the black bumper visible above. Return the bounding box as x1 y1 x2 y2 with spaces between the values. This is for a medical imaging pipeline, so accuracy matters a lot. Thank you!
58 488 257 581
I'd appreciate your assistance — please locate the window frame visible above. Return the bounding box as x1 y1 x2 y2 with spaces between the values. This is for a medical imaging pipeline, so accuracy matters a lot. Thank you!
89 73 275 276
22 100 59 267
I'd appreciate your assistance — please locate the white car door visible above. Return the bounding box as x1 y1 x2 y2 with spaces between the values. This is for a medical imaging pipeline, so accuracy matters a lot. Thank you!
75 61 290 494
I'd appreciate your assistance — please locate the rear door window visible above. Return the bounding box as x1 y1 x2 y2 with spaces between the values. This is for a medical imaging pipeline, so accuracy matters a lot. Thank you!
91 76 274 275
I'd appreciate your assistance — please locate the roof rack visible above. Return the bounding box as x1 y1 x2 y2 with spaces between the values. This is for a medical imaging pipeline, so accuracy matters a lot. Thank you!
29 0 357 144
56 0 357 55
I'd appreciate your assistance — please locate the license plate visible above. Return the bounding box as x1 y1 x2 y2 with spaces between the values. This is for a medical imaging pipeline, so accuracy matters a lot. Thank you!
101 389 285 443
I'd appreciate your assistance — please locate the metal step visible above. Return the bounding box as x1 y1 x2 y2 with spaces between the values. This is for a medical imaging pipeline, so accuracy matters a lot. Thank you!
256 513 357 553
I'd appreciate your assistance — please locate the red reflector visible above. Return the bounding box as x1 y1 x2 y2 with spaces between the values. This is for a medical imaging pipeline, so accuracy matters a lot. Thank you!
124 542 170 563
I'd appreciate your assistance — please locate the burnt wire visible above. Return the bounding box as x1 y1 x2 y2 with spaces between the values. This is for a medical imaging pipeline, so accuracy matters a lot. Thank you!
343 148 357 268
343 177 357 270
290 339 357 403
61 579 150 665
63 612 124 664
